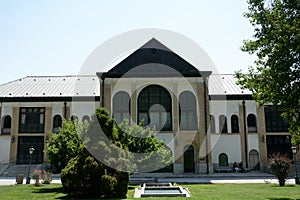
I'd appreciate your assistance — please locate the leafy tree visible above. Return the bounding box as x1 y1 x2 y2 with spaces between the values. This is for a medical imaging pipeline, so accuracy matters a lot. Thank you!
117 120 173 172
235 0 300 143
61 107 172 198
47 120 88 172
83 108 173 173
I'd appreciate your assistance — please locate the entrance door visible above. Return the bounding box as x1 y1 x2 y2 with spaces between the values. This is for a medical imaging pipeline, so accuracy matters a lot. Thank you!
17 136 44 164
184 145 195 173
249 149 260 170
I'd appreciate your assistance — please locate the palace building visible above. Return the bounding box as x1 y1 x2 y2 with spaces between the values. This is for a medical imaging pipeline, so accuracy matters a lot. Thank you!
0 38 296 174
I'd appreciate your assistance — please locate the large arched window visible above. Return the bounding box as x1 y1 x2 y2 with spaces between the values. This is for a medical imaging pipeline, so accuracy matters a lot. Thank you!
113 91 130 124
179 91 197 130
138 85 172 131
247 114 257 133
219 115 228 133
2 115 11 135
52 115 62 133
231 115 239 133
210 115 215 133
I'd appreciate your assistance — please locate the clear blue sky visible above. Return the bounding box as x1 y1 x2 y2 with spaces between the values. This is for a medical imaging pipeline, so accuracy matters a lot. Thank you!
0 0 255 85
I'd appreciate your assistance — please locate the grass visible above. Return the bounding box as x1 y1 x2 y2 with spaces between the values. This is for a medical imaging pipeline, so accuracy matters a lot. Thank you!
0 183 299 199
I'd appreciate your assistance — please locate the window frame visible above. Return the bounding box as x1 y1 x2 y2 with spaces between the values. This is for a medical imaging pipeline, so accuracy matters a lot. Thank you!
112 91 131 124
138 85 172 131
219 115 228 133
1 115 12 135
247 114 257 133
179 91 198 131
264 107 289 132
231 115 239 133
52 115 62 133
19 107 45 133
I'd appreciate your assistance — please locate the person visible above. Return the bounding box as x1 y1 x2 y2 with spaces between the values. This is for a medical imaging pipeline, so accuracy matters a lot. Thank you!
239 161 245 173
233 162 239 173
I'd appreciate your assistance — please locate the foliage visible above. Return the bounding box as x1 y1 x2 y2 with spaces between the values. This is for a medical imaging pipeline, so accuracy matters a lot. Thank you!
41 170 52 184
116 119 173 172
55 107 171 198
100 175 118 196
235 0 300 144
269 152 291 186
47 120 88 172
84 108 173 173
61 146 129 198
61 146 107 198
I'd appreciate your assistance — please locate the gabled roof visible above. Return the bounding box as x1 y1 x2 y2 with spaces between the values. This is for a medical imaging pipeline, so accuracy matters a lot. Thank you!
100 38 211 78
0 75 99 101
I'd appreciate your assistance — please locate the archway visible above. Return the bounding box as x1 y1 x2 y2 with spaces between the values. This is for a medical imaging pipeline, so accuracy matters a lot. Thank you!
249 149 260 170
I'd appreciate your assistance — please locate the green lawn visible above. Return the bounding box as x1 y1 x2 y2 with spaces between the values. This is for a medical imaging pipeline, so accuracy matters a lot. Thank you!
0 183 299 200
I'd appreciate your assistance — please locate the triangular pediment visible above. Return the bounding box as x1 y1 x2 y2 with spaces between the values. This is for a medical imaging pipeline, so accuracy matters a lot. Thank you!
100 38 209 78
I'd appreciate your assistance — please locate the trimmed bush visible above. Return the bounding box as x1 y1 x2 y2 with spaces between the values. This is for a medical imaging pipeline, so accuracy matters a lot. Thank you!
114 171 130 198
100 175 117 197
61 146 129 198
269 153 291 186
61 146 105 197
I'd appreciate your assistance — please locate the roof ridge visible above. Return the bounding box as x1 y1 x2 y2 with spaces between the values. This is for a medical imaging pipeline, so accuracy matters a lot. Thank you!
211 74 235 75
26 75 97 78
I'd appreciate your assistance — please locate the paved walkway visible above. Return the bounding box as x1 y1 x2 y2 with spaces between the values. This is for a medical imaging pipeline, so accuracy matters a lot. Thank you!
0 177 61 186
0 172 297 186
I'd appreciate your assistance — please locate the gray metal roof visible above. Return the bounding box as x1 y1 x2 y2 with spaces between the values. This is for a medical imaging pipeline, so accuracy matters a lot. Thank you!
0 75 100 98
209 74 252 95
0 74 251 98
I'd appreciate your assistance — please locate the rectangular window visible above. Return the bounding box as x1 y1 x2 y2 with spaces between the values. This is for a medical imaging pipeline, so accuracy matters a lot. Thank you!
19 107 45 133
264 106 289 132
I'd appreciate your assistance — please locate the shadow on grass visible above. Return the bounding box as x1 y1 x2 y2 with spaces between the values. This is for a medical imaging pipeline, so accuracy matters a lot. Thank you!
270 184 295 187
268 198 300 200
32 186 70 199
34 186 128 199
33 186 64 194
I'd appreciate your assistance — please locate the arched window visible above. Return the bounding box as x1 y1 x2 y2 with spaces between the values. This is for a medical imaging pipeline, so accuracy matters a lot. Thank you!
138 85 172 131
231 115 239 133
113 91 130 124
71 115 78 122
247 114 257 133
82 115 90 123
52 115 62 133
179 91 197 130
210 115 215 133
219 115 228 133
219 153 229 166
2 115 11 135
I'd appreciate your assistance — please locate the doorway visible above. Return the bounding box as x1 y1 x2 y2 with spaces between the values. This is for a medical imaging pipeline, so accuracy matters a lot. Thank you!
184 145 195 173
17 136 44 164
249 149 260 170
